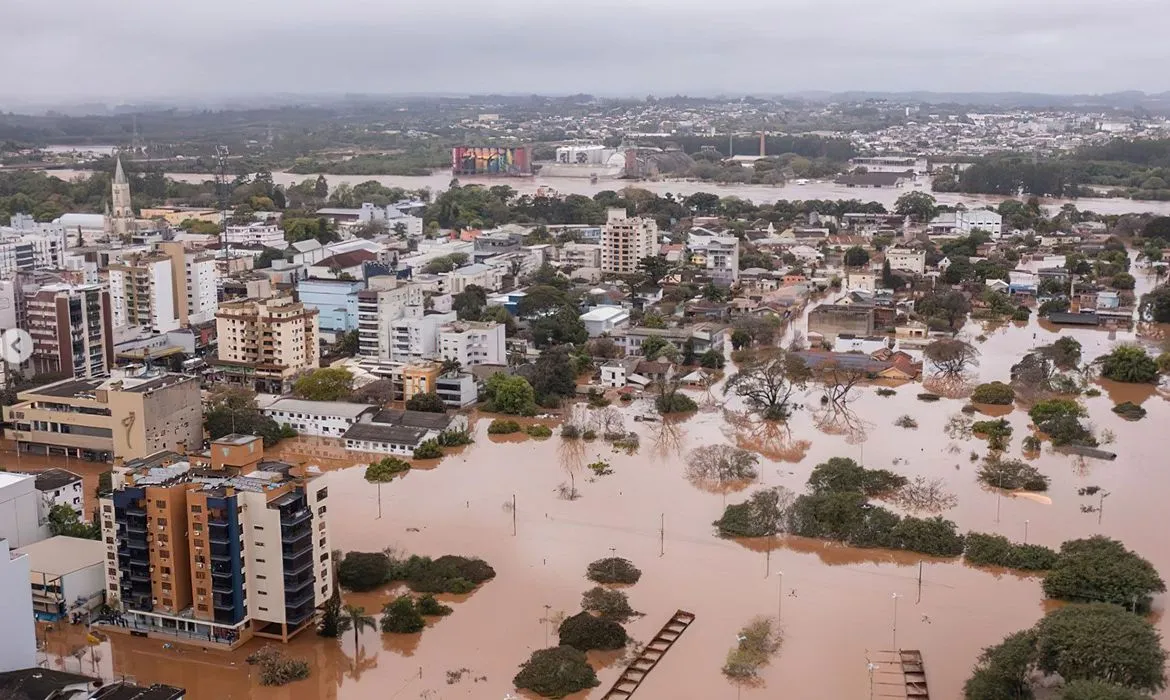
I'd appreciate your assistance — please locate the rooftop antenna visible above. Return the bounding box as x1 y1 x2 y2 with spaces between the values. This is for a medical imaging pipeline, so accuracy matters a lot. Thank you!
215 145 230 240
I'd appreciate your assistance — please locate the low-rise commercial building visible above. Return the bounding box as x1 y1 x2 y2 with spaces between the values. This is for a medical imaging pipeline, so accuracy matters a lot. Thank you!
261 399 377 439
342 409 461 456
222 224 287 249
3 371 202 462
16 535 106 621
884 248 927 275
579 306 630 338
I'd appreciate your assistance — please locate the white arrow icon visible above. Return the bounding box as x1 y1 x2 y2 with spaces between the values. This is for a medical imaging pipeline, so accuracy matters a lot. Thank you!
1 328 33 365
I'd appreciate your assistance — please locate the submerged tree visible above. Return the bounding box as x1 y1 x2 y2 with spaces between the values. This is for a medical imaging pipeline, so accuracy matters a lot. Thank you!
713 487 796 538
686 445 760 492
1034 604 1167 693
513 646 600 698
725 349 812 420
924 338 980 377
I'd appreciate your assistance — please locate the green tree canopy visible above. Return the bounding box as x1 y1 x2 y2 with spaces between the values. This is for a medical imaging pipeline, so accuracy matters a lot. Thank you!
292 367 355 401
405 391 446 413
1034 604 1167 693
484 373 537 415
1042 536 1166 610
1098 345 1160 384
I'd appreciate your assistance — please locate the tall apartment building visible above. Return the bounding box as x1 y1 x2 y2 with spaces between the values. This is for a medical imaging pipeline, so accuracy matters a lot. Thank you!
222 224 287 249
159 242 219 326
214 295 319 393
108 253 180 332
600 208 657 274
390 311 456 363
438 321 506 367
356 277 425 362
558 242 602 269
23 283 114 379
100 436 332 647
689 233 740 286
3 371 202 462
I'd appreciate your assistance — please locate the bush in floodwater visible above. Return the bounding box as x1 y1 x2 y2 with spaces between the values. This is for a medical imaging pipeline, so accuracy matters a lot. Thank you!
655 391 698 414
964 533 1059 570
581 586 639 623
582 429 598 440
1084 388 1102 397
1029 398 1086 424
412 439 443 459
436 427 474 447
1112 402 1147 420
1022 435 1042 453
806 457 907 497
586 557 641 585
558 611 628 651
249 646 311 686
1038 415 1098 447
380 595 426 634
972 419 1013 451
560 423 581 439
488 418 522 434
1057 680 1158 700
977 457 1050 492
713 487 794 538
876 387 897 397
513 646 599 698
416 593 453 617
972 381 1016 405
889 516 966 557
723 616 783 680
895 415 918 429
391 554 496 594
1042 536 1166 611
525 424 553 438
337 551 392 591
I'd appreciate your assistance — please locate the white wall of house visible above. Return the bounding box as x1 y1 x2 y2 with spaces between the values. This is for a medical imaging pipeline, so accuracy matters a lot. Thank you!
0 540 36 672
0 474 47 549
262 401 375 438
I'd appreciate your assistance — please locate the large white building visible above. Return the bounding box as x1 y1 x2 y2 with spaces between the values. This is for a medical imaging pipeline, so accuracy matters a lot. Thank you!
262 399 377 438
448 263 505 294
16 535 106 621
356 278 426 362
930 210 1004 238
579 306 631 337
438 321 506 367
108 252 180 332
601 208 657 274
160 242 218 325
390 311 457 363
885 248 927 275
222 223 287 249
0 473 48 549
0 539 36 672
689 232 740 285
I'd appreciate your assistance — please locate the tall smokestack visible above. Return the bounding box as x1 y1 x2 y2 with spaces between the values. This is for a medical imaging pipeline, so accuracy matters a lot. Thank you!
760 132 766 157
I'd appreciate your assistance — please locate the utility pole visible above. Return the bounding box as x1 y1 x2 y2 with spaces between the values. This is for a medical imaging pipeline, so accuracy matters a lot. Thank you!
659 513 664 557
512 494 517 536
610 546 617 580
777 571 783 623
1024 519 1030 544
916 562 923 604
891 593 900 651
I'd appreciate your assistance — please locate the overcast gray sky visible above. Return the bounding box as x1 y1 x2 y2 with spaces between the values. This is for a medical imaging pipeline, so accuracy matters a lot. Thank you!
2 0 1168 103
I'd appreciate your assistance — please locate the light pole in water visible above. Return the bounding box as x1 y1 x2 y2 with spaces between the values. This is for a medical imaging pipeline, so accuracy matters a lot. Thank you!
891 593 901 651
1024 519 1030 544
777 570 784 623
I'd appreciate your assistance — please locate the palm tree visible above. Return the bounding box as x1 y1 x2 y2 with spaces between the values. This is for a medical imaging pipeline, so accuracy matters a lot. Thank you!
439 358 462 377
340 605 376 656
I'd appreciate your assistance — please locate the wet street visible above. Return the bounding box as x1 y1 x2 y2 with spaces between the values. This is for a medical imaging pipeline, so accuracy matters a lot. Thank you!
33 270 1170 700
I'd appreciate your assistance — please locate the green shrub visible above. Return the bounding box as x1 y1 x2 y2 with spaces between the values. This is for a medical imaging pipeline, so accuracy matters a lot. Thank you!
1029 398 1086 424
582 429 598 440
972 418 1013 450
412 439 443 459
391 554 496 594
416 594 453 617
338 551 391 591
977 457 1050 491
1034 603 1167 692
1099 345 1160 384
972 381 1016 405
513 646 599 698
806 457 907 497
655 391 698 414
1058 680 1156 700
723 617 782 680
965 533 1059 570
526 424 553 438
581 587 639 622
250 646 311 686
586 557 641 585
889 516 965 557
436 428 474 446
488 419 522 434
1011 306 1031 321
876 387 897 397
713 488 788 538
380 595 425 633
560 423 581 439
558 611 628 651
1040 415 1098 446
1042 537 1166 610
1112 402 1147 420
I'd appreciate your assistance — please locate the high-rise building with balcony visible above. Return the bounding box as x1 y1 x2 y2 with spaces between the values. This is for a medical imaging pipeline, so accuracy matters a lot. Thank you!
159 242 219 326
213 295 320 393
22 283 114 379
108 252 180 332
100 436 332 647
600 208 657 275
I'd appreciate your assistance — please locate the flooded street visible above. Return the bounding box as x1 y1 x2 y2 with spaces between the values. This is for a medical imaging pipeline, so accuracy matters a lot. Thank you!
45 168 1170 216
33 266 1170 700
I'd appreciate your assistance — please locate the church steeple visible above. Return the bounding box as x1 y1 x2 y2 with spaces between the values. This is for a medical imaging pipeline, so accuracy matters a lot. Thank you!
110 153 135 239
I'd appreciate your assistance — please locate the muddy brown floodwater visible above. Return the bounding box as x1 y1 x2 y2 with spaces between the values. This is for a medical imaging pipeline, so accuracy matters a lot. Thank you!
39 268 1170 700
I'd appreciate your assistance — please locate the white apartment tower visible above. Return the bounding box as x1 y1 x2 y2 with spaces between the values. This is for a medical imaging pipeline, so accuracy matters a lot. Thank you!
108 252 180 332
439 321 506 367
160 242 219 325
601 208 657 274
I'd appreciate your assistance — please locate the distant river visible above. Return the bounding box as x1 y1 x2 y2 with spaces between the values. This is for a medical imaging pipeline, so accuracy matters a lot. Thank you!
44 168 1170 216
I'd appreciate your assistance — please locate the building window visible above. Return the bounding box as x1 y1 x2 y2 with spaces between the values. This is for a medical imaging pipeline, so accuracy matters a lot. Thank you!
316 487 328 500
162 598 172 607
161 567 171 575
191 505 202 513
320 552 328 562
256 558 265 563
259 606 268 612
318 506 326 515
256 574 266 580
107 552 115 561
155 500 166 509
254 525 263 531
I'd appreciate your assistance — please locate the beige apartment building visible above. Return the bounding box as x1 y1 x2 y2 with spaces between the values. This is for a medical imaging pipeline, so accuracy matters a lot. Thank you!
159 241 219 326
600 208 658 274
108 252 180 332
2 370 202 462
213 295 320 393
